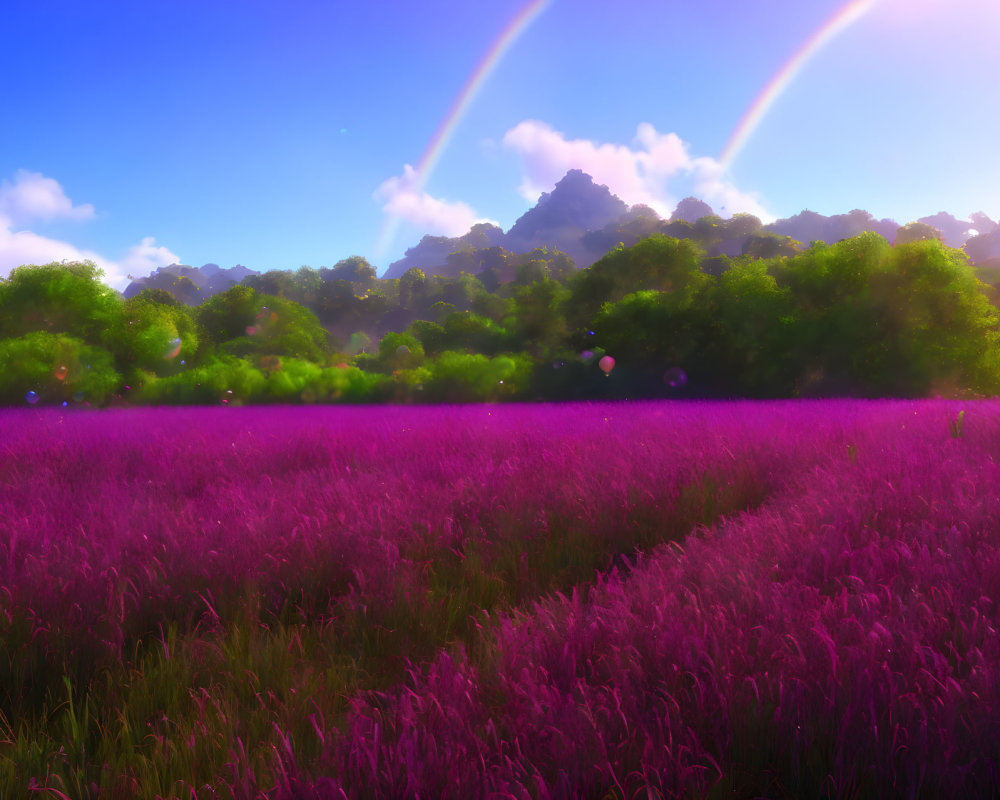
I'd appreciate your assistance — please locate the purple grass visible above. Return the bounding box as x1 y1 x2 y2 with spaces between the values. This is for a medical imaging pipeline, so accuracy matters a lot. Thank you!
2 400 999 797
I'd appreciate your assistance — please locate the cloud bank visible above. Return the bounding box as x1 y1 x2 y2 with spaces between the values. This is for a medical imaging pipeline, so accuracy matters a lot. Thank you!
375 165 497 237
0 169 95 227
502 120 772 221
0 170 178 291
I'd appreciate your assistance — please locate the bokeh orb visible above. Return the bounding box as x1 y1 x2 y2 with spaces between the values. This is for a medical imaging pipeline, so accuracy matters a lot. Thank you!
25 390 39 405
664 367 688 388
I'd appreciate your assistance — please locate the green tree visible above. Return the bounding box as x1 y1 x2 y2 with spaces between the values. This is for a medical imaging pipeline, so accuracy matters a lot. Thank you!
702 259 796 396
425 351 531 402
724 213 764 239
398 267 427 310
112 293 201 378
590 286 709 395
437 311 513 355
195 284 261 345
407 320 447 356
877 239 1000 395
777 232 894 395
323 256 377 288
243 270 297 298
566 235 706 330
894 222 943 246
196 286 330 363
509 279 570 358
742 233 803 260
0 261 123 347
377 331 425 371
0 331 120 406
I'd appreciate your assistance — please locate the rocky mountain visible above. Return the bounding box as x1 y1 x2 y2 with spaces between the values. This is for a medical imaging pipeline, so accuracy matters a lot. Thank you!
121 170 1000 303
383 170 635 279
123 263 259 304
381 223 505 280
764 209 900 247
501 169 628 266
916 211 993 248
670 197 714 223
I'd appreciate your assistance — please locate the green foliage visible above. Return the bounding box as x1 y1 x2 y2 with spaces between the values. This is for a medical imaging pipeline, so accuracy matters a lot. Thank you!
197 286 330 363
0 332 121 405
131 287 180 306
702 259 797 396
398 267 427 309
950 409 965 438
895 221 942 246
242 269 298 298
325 256 377 286
742 232 803 260
137 354 267 405
590 289 707 395
424 351 532 402
3 228 1000 405
434 311 513 356
566 234 706 329
113 295 200 377
772 234 1000 396
882 239 1000 395
136 355 389 405
776 232 896 395
195 284 260 345
0 261 123 348
407 320 447 355
377 331 425 371
509 279 570 358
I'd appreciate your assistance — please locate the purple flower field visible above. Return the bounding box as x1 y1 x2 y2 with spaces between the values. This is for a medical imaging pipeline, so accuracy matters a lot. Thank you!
1 400 999 798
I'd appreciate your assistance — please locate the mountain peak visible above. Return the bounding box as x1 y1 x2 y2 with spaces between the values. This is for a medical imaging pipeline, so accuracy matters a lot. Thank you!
670 197 715 223
505 170 628 249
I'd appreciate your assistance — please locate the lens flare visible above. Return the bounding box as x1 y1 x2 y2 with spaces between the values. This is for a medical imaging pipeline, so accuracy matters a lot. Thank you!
664 367 688 388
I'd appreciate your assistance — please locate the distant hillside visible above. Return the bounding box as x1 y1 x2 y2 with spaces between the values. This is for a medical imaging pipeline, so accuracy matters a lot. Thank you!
501 169 628 268
123 263 259 304
383 169 631 279
121 170 1000 301
382 223 505 280
382 170 998 282
764 209 900 247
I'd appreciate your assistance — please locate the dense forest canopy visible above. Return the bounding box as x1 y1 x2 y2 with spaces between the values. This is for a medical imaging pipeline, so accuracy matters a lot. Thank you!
3 205 1000 406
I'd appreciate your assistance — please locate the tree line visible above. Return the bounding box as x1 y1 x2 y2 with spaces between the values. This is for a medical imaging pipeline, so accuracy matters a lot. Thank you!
2 226 998 407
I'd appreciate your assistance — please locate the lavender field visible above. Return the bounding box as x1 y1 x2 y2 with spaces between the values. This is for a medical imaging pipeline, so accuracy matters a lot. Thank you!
1 400 999 798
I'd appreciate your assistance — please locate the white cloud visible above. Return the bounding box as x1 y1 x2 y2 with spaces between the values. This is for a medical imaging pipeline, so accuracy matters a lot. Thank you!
0 225 178 292
0 170 179 292
502 120 772 221
0 169 95 227
375 165 497 237
688 156 774 222
0 226 109 278
118 236 181 282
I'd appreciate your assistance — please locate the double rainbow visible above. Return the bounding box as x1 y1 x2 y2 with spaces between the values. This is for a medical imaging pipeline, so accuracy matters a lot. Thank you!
373 0 550 259
719 0 878 168
375 0 877 259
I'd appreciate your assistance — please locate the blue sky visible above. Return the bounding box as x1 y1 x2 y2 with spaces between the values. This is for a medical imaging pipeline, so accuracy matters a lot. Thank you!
2 0 998 289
